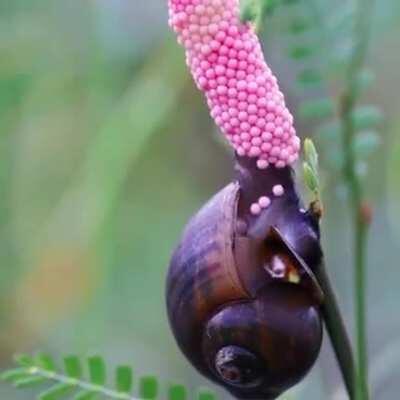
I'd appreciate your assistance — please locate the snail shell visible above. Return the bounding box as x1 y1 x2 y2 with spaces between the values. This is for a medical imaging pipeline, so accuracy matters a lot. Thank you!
166 167 323 399
167 183 247 376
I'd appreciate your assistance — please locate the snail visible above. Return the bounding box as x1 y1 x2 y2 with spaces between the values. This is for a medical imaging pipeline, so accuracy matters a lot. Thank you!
165 0 328 398
166 156 324 400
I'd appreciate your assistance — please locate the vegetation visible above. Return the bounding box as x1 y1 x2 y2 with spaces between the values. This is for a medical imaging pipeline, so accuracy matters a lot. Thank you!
1 0 399 399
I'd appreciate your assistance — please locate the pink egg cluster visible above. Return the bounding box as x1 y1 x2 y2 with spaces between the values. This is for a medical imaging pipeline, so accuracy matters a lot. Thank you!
250 184 285 215
168 0 300 169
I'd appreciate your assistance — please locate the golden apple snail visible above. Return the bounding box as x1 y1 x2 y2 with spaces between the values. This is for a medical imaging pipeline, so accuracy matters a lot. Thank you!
166 1 326 399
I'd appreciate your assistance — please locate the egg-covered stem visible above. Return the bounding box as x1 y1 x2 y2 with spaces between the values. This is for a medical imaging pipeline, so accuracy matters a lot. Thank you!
168 0 300 170
234 154 323 273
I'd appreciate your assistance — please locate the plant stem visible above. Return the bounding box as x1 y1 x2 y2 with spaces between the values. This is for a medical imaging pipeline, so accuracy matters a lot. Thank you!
339 0 375 398
316 262 356 399
354 211 370 400
341 91 370 399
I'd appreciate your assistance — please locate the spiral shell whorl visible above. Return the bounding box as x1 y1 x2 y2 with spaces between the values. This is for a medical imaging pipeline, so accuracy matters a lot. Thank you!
166 183 248 377
202 285 322 399
168 0 300 169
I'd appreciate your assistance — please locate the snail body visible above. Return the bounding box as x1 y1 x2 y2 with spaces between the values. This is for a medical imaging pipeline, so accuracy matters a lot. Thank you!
166 158 324 399
166 1 325 397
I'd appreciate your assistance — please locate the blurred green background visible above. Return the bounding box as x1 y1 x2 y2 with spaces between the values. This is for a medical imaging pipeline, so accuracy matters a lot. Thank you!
0 1 399 399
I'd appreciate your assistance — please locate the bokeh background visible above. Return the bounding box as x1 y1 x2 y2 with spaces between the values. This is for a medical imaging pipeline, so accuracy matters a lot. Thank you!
0 1 399 399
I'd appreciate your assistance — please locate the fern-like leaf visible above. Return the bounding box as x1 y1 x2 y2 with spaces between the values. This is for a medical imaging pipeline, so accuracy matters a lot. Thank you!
1 353 218 400
281 0 382 182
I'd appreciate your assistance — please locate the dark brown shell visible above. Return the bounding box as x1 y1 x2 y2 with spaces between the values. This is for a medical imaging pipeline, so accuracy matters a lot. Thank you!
166 174 323 399
166 183 248 380
202 285 322 399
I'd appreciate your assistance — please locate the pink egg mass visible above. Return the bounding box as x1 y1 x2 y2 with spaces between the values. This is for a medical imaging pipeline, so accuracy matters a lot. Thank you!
168 0 301 169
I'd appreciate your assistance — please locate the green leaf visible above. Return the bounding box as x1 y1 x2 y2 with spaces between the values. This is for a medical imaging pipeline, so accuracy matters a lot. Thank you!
73 391 97 400
197 389 217 400
289 45 314 59
297 69 322 88
168 384 187 400
64 355 83 379
0 368 30 382
115 365 132 394
14 354 35 367
299 98 335 120
288 17 311 34
36 353 56 372
304 138 319 173
263 0 281 15
303 162 319 193
39 383 75 400
13 376 47 388
240 0 259 23
88 356 106 385
139 376 158 399
352 106 383 130
3 352 216 400
355 131 380 158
